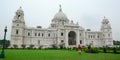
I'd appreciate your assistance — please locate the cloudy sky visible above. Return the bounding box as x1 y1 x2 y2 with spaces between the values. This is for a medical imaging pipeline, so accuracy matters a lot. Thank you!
0 0 120 40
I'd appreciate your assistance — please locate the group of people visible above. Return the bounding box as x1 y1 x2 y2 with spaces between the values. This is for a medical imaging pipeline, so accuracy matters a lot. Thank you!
77 44 91 54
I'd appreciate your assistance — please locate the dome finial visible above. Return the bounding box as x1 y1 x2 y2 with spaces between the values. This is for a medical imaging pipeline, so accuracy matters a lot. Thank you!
59 4 62 12
104 16 106 19
19 6 22 10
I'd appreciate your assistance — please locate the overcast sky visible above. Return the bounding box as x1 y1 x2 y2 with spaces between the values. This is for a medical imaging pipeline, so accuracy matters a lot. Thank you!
0 0 120 41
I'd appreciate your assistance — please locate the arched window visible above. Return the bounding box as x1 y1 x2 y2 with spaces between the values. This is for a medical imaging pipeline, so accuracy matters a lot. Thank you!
16 29 19 34
108 34 110 37
28 32 30 36
38 33 40 36
80 33 81 36
17 24 19 26
18 15 21 19
91 35 92 39
38 40 40 45
35 33 37 36
42 33 44 37
97 35 99 38
48 33 50 37
61 40 64 43
61 32 63 36
80 40 82 44
88 35 90 38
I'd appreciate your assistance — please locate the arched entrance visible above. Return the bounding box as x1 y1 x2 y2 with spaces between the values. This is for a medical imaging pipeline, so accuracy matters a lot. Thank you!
68 31 76 45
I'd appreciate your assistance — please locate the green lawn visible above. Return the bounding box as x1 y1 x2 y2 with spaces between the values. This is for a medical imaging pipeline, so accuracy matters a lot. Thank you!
0 49 120 60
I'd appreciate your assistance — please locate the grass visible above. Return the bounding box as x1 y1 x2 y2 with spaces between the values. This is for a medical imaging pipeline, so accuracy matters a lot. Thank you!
0 49 120 60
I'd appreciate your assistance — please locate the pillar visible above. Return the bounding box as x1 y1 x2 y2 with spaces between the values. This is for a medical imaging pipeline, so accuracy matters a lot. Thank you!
65 30 68 48
76 30 80 46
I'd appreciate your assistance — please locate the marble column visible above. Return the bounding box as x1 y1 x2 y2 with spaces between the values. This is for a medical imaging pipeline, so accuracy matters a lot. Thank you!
65 30 68 48
57 29 60 46
76 30 80 46
83 31 86 46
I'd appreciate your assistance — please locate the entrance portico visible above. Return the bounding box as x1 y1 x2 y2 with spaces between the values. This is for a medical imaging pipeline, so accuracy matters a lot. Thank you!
65 30 80 48
68 31 76 45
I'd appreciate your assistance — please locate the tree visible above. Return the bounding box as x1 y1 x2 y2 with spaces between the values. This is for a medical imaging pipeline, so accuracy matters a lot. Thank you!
0 40 10 48
5 40 10 48
113 40 120 45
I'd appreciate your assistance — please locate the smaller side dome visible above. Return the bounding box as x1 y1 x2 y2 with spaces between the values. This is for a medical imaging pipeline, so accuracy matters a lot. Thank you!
13 6 25 22
17 6 23 12
102 16 109 24
16 6 24 16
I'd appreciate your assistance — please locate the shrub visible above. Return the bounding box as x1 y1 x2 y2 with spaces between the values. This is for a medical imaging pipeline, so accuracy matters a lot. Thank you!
103 47 107 53
38 45 43 50
0 45 2 48
5 40 10 48
84 47 88 52
73 47 77 51
27 47 30 49
83 47 99 53
91 47 99 53
10 47 13 49
113 47 117 53
33 48 37 50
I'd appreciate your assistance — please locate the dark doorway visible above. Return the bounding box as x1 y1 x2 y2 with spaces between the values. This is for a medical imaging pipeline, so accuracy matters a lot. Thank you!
68 31 76 45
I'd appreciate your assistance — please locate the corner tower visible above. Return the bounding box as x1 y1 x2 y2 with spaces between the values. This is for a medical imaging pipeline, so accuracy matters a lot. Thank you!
101 16 113 46
11 7 25 48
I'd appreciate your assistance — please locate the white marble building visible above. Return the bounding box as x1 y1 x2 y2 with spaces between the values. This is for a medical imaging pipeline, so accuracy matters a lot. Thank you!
11 6 113 48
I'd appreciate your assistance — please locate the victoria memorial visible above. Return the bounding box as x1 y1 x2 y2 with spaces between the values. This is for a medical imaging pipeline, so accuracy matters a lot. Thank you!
10 5 113 48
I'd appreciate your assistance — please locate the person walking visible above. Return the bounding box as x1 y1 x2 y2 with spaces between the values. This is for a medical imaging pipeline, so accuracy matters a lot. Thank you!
77 44 81 54
88 45 91 53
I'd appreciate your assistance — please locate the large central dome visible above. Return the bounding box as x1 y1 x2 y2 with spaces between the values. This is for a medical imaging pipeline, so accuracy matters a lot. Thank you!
52 5 69 22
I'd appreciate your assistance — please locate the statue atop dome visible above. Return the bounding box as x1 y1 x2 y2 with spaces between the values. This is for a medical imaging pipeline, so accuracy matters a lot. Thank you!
59 4 62 12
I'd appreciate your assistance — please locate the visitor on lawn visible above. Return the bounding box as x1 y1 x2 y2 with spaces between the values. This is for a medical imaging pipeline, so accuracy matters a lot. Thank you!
88 45 91 53
77 44 81 54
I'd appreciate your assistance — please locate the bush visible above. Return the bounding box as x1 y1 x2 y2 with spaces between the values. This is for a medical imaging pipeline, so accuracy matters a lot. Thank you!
113 47 117 53
83 47 88 52
27 47 31 49
38 45 43 50
91 47 99 53
84 47 99 53
103 47 107 53
33 48 37 50
5 40 10 48
73 47 77 51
